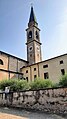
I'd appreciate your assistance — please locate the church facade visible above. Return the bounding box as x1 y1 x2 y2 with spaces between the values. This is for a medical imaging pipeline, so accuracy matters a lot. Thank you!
0 51 28 80
0 7 67 82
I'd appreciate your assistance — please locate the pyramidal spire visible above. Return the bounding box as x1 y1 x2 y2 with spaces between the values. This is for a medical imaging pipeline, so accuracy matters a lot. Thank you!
29 6 37 24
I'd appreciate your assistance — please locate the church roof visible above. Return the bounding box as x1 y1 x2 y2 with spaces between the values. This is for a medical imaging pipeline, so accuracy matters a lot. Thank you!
29 6 37 23
21 53 67 68
0 51 28 63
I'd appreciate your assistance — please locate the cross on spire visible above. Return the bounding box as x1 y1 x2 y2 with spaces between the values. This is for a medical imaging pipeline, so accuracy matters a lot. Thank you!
31 3 33 7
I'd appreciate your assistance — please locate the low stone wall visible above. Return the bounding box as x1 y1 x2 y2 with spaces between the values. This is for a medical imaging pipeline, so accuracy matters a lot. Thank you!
0 87 67 114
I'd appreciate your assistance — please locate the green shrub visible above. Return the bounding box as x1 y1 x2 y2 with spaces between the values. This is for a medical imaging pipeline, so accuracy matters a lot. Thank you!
59 74 67 87
0 79 15 90
52 82 59 88
30 78 52 90
0 79 29 91
1 74 67 91
10 80 30 91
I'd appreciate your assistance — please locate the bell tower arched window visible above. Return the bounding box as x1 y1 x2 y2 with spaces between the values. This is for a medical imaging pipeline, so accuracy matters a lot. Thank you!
36 31 39 39
0 59 3 65
28 31 32 39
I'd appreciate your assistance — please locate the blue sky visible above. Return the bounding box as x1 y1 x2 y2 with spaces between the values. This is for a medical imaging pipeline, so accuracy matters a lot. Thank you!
0 0 67 61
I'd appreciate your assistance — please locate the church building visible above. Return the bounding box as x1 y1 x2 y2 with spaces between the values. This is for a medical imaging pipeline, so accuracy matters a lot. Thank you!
0 6 67 82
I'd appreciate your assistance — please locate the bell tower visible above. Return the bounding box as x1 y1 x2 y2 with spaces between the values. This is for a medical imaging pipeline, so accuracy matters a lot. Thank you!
26 6 42 65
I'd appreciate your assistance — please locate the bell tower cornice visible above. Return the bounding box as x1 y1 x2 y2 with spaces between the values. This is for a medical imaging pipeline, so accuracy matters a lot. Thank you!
26 25 40 31
26 39 42 45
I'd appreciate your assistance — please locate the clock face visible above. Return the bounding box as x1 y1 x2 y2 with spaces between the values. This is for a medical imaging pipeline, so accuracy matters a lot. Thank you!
28 31 32 39
36 31 39 39
36 46 40 52
28 46 33 52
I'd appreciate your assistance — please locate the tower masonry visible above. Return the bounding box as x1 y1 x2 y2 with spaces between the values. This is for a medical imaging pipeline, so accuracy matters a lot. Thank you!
26 6 42 65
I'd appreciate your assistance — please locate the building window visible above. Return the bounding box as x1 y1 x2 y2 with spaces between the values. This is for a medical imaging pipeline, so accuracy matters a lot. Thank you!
30 54 32 57
37 54 39 57
26 70 28 73
44 72 49 79
0 59 3 65
19 74 23 79
34 75 37 79
34 68 36 71
61 69 65 75
60 60 63 64
26 77 28 82
43 64 48 68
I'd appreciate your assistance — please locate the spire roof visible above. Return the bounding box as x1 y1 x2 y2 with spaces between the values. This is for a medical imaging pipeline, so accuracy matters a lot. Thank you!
29 6 37 23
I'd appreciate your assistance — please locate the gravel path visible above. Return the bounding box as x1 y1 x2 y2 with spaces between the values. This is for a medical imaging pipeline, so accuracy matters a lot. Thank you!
0 107 67 119
0 112 28 119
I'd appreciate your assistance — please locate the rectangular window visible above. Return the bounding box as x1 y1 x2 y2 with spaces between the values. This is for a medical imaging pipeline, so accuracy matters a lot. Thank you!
43 64 48 68
30 54 32 57
26 70 28 73
44 72 49 79
60 60 63 64
34 68 36 71
26 77 28 82
61 69 65 75
34 75 37 79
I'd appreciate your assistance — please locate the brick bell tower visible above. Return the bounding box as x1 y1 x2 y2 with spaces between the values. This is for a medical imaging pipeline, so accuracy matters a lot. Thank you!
26 6 42 65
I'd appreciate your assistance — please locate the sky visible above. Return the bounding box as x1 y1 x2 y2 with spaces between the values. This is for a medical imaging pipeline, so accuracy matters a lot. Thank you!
0 0 67 61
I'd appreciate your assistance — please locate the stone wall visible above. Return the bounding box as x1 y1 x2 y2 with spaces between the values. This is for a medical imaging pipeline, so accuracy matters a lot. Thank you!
0 87 67 114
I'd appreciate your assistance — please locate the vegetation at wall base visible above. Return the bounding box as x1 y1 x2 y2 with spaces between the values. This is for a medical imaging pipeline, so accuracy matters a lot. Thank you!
0 74 67 91
51 83 60 88
0 79 29 91
30 78 53 90
59 74 67 87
